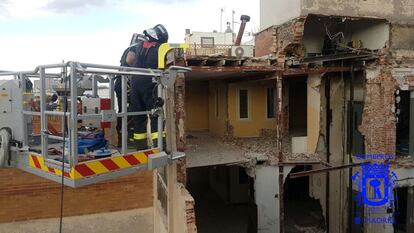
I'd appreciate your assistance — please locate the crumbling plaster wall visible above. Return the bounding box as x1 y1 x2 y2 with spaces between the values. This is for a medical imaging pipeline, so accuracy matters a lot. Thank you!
309 73 365 233
301 0 414 24
309 75 350 233
390 24 414 63
391 24 414 51
309 76 328 221
329 76 350 233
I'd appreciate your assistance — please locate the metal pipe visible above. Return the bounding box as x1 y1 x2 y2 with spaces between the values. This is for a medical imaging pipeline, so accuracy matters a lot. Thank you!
109 76 115 146
77 111 151 120
45 111 66 116
234 15 250 46
0 63 65 76
48 135 65 141
39 63 67 69
0 61 180 77
45 158 71 170
77 114 102 120
40 68 48 160
22 111 41 116
125 111 152 117
92 75 98 97
0 71 37 76
121 75 127 154
21 73 29 147
157 83 163 151
0 61 159 77
80 69 160 77
70 63 78 166
289 162 368 179
78 62 162 74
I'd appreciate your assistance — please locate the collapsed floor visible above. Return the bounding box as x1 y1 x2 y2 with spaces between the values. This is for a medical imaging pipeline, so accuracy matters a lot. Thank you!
187 166 254 233
285 166 326 233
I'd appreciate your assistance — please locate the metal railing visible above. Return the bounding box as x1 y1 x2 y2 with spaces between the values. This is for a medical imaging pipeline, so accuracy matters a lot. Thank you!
0 62 190 169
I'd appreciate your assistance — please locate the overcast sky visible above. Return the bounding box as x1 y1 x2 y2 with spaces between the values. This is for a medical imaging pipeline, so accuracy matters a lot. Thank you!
0 0 259 71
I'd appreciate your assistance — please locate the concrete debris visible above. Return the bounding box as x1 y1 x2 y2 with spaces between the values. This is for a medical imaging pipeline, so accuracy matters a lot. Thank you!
285 153 323 162
223 135 278 163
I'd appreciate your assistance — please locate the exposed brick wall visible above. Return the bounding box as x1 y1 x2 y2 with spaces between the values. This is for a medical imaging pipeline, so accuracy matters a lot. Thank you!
255 17 306 66
185 192 197 233
255 26 276 57
360 52 397 155
276 17 306 67
0 169 153 223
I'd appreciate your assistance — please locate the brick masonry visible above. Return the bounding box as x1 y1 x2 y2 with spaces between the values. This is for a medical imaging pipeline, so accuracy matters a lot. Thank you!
255 26 276 57
360 52 397 155
255 17 306 67
0 169 153 223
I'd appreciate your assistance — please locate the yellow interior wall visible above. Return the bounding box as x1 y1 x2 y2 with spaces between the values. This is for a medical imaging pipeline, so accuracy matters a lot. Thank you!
208 81 228 137
228 82 277 137
186 81 209 131
307 75 321 153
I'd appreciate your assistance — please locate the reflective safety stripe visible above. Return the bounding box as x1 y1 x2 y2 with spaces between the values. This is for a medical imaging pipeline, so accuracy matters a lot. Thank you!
133 132 166 140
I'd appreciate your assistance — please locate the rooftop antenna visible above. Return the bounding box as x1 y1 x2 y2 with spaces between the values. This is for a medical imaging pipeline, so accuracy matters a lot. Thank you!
220 8 225 32
232 10 235 33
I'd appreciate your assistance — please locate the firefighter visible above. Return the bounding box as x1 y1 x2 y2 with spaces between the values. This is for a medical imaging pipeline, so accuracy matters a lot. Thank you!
130 24 168 149
114 33 148 146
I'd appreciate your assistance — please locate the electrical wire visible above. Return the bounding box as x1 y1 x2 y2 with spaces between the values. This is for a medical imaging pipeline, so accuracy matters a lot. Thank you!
324 23 379 56
59 64 68 233
324 23 345 41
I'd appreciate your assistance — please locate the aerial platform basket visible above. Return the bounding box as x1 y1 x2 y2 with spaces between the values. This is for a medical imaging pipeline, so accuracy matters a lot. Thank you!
0 43 189 188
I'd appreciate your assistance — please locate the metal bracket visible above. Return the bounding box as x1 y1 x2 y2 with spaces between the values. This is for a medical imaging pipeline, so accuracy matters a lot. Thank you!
101 110 117 122
148 152 169 170
160 70 177 88
169 151 186 161
146 151 186 169
160 66 192 88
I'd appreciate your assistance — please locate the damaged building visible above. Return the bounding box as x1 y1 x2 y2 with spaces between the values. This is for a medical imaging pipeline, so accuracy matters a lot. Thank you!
3 1 412 233
179 0 414 233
